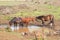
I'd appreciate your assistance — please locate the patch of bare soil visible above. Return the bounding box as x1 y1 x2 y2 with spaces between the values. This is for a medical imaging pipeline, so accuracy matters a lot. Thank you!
43 20 60 40
0 20 60 40
0 32 21 40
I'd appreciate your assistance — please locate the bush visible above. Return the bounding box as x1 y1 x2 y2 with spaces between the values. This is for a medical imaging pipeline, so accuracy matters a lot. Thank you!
5 27 12 32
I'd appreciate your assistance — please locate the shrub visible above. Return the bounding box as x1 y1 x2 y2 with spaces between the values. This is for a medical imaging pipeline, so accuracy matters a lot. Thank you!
5 27 12 32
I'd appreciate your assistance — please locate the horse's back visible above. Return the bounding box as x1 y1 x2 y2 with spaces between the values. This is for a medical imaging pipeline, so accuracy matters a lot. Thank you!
21 17 35 24
36 14 54 21
9 17 22 25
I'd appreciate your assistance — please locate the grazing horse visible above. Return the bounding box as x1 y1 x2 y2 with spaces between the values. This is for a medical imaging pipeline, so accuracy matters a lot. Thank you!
36 15 54 26
9 17 23 27
21 17 36 27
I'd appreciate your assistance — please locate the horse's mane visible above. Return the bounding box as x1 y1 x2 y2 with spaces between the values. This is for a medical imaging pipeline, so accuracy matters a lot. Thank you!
36 15 44 19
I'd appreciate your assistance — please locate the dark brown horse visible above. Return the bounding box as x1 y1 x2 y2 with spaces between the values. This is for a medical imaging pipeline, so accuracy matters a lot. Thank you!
9 17 23 27
36 15 54 26
21 17 36 27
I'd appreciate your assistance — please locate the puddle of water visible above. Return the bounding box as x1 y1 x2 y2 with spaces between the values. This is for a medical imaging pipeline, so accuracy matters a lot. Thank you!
0 24 20 31
0 24 8 28
28 25 41 32
0 24 41 32
10 25 20 31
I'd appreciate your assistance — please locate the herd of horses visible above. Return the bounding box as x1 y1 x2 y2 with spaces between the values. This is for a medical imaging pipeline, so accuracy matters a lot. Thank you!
9 14 55 28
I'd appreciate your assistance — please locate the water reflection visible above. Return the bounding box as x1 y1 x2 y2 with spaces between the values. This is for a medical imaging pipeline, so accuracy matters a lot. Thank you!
0 24 41 32
28 25 41 32
0 24 8 28
10 25 20 31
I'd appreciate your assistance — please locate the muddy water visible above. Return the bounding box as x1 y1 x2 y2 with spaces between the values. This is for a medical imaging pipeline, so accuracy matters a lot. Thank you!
28 25 41 32
0 24 9 28
0 24 41 32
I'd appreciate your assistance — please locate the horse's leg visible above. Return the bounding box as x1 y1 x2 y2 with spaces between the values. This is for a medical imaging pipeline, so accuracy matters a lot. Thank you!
19 22 24 28
42 20 45 26
14 23 15 31
25 22 29 27
50 17 55 26
14 22 17 31
52 19 55 26
49 18 55 29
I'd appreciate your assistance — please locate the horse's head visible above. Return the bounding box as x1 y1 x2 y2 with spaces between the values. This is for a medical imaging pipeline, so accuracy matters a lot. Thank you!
9 21 12 26
36 15 44 20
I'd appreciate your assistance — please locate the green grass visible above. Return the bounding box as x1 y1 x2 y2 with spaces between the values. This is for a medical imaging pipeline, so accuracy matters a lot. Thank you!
1 9 60 20
0 2 60 20
8 7 60 20
0 1 23 6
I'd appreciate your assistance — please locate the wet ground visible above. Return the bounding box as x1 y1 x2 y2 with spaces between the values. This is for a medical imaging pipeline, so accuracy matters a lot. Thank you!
0 20 60 40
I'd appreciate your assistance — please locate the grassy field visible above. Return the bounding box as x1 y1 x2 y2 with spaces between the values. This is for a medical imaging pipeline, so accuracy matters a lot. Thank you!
0 1 23 6
0 1 60 20
1 6 60 20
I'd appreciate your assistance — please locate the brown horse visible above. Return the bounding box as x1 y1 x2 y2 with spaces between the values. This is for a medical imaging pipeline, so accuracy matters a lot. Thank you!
21 17 36 27
9 17 23 27
36 15 55 26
